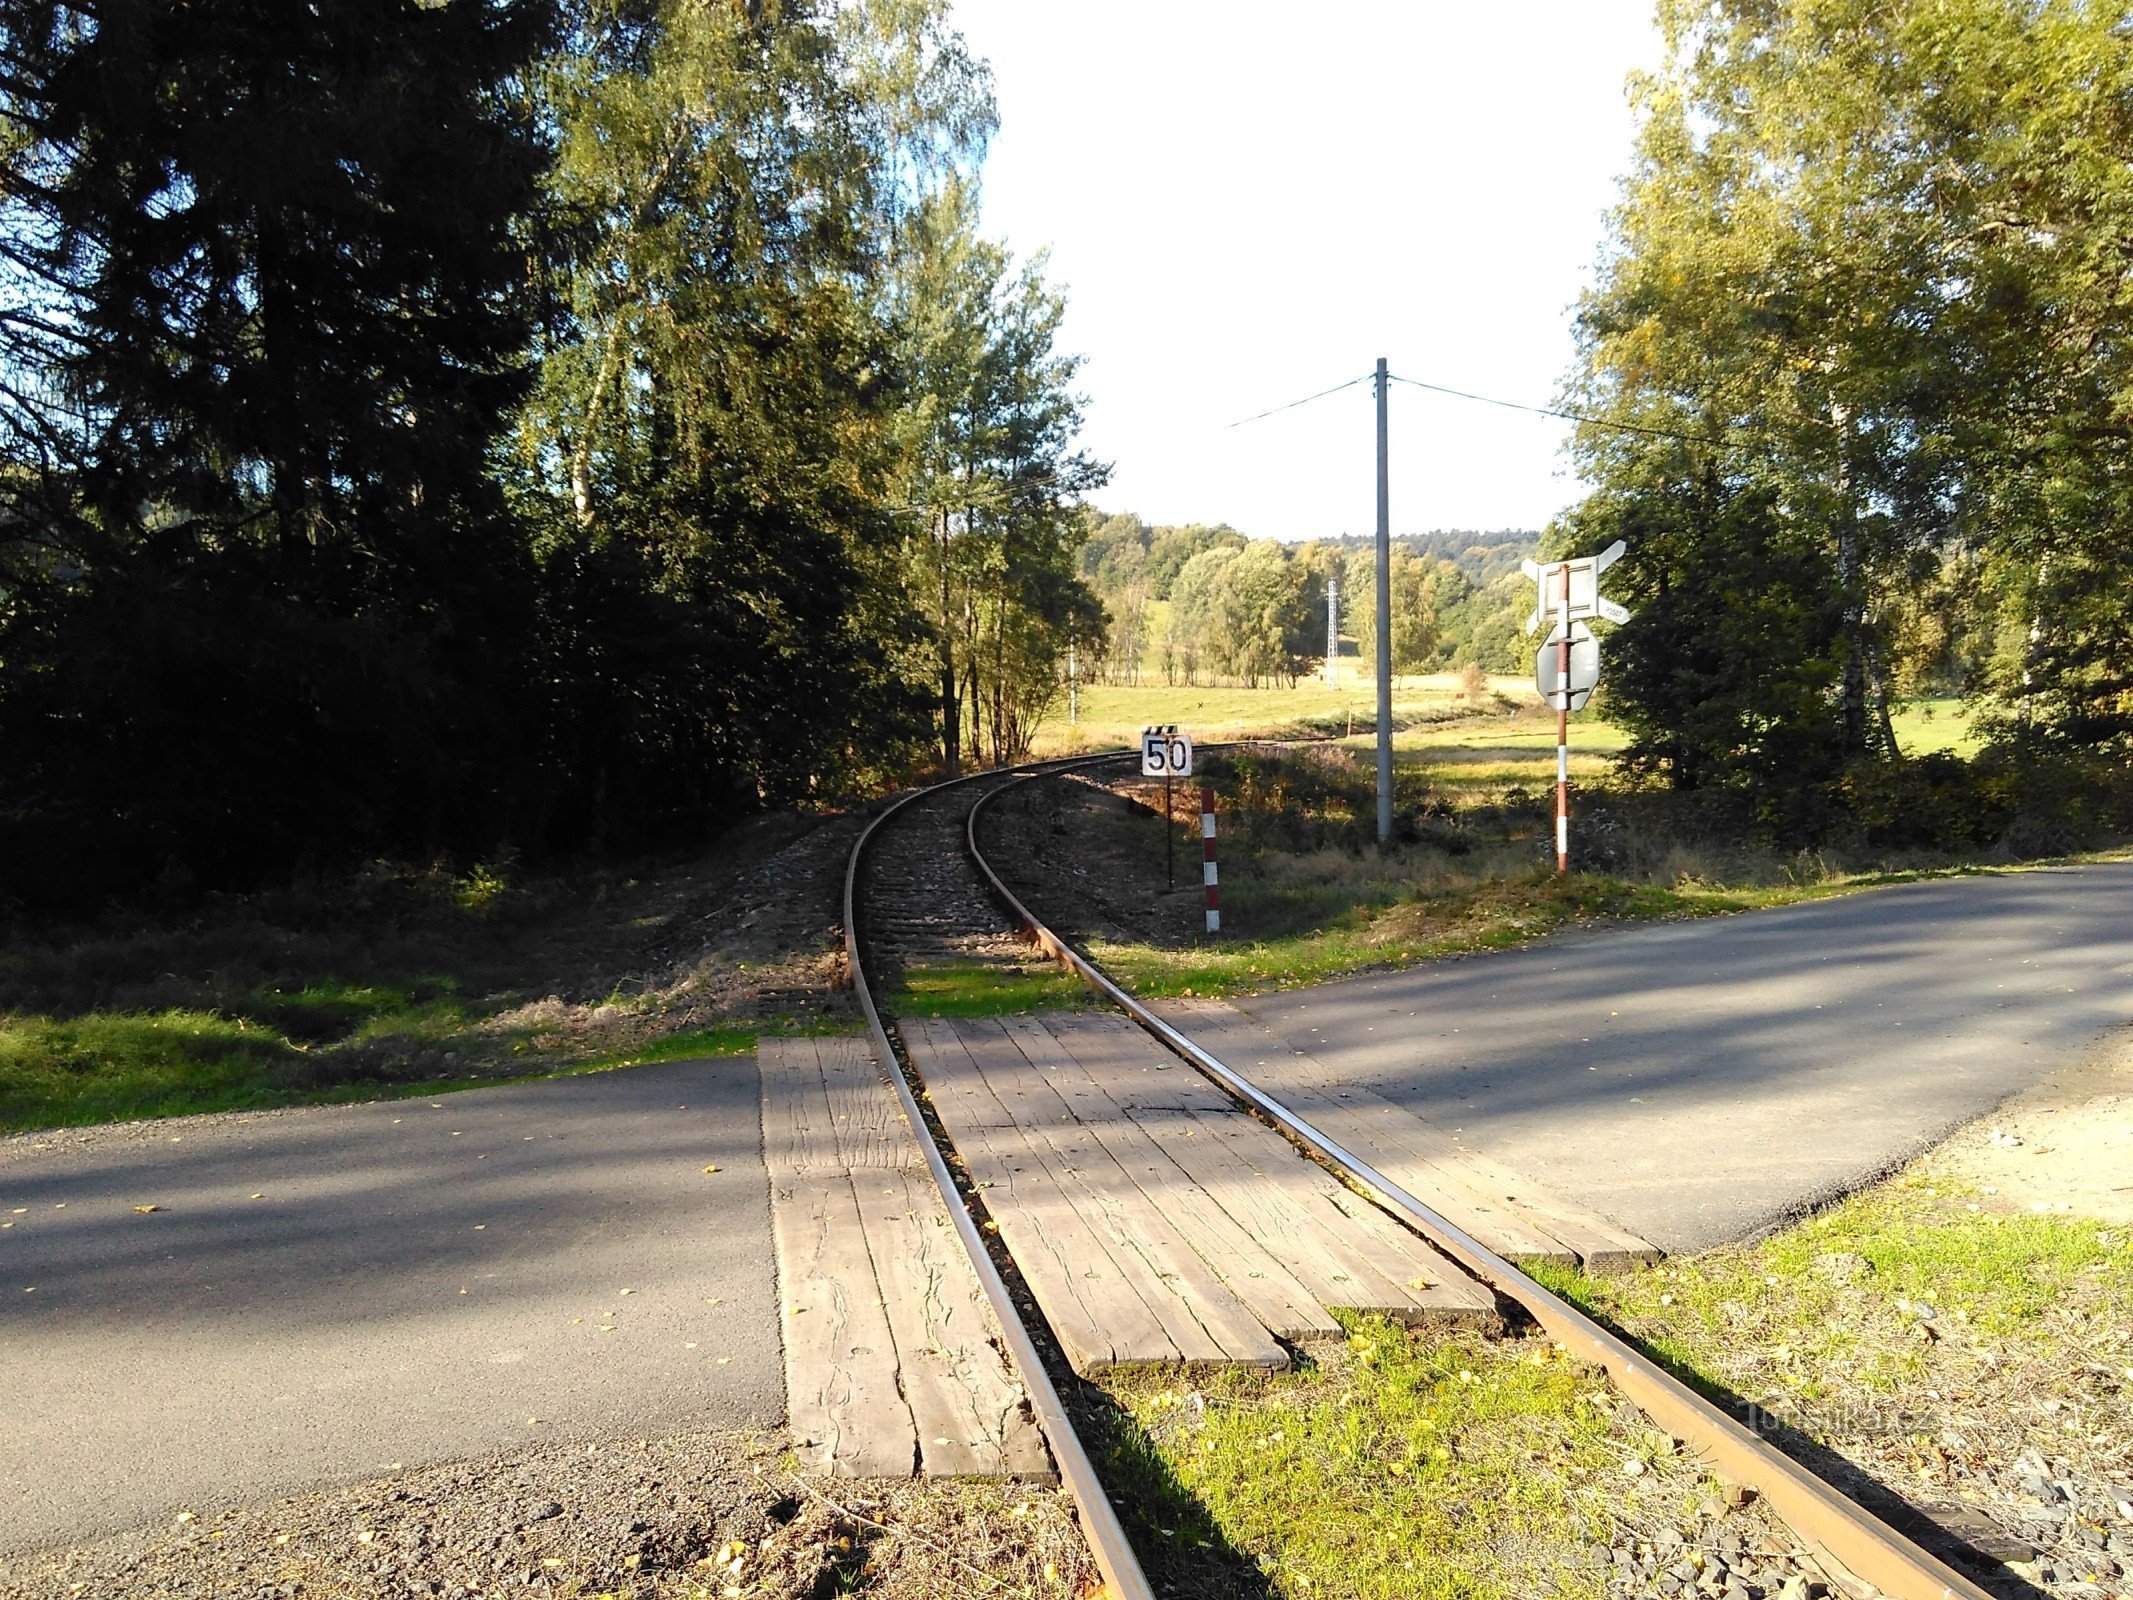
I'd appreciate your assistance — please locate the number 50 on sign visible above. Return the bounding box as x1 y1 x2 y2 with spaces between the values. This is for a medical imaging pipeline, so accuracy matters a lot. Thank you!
1140 726 1193 778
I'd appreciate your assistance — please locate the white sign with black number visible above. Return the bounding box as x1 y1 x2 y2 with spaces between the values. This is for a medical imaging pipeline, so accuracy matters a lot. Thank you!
1140 727 1193 778
1535 622 1601 711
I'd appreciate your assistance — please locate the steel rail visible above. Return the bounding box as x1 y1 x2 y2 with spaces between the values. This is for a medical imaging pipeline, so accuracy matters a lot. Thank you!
966 765 1993 1600
842 752 1155 1600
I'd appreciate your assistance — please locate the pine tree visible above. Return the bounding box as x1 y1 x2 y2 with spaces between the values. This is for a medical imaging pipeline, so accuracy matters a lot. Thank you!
0 0 555 897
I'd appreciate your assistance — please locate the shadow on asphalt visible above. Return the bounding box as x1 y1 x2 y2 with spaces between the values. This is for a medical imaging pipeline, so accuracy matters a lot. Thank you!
1273 865 2133 1131
0 1063 768 1332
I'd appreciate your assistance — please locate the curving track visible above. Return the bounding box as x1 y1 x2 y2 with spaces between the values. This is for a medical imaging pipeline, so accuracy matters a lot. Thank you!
846 751 1994 1600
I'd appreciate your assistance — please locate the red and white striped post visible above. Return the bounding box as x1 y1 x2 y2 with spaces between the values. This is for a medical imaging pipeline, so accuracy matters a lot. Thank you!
1200 786 1220 934
1554 561 1571 874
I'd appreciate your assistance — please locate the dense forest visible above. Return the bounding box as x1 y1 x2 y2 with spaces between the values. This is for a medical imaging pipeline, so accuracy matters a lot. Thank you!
1075 514 1537 686
1562 0 2133 836
0 0 1100 905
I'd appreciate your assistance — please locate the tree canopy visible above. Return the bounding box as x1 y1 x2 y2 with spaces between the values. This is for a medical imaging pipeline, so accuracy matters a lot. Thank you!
0 0 1107 903
1567 0 2133 810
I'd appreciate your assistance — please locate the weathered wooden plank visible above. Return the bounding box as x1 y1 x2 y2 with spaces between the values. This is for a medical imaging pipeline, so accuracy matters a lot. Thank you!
948 1017 1083 1130
1413 1136 1660 1273
903 1017 1021 1130
1160 1000 1658 1271
1042 1013 1497 1320
1033 1016 1480 1314
759 1040 918 1477
1178 1105 1496 1325
813 1033 919 1170
1265 1085 1577 1262
1321 1090 1656 1272
953 1018 1285 1369
1036 1028 1433 1314
1006 1015 1340 1341
901 1021 1180 1370
858 1164 1051 1479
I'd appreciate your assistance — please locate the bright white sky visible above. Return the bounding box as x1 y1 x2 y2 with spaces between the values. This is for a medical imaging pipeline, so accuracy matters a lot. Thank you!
949 2 1663 541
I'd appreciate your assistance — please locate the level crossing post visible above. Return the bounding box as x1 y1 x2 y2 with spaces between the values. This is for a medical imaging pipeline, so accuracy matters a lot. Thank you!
1555 561 1571 874
1374 357 1393 845
1200 787 1220 933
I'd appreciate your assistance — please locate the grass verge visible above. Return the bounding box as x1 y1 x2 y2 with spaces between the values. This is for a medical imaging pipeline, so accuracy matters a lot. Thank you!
1530 1174 2133 1591
0 821 864 1133
0 1011 852 1132
1085 1315 1786 1600
1087 869 1922 1000
882 960 1091 1019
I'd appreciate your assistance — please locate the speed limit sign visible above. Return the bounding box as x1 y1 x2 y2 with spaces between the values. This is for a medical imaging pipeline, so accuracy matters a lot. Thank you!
1140 725 1193 778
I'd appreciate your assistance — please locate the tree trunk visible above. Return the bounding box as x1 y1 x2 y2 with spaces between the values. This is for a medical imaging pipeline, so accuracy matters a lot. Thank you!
570 325 627 530
937 510 959 777
1867 639 1901 759
1831 403 1870 756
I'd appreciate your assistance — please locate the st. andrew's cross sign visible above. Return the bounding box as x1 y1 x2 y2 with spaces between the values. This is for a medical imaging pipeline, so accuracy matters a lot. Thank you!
1520 542 1630 873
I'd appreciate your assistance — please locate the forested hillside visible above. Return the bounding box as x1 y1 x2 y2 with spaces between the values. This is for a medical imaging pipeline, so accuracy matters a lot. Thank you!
0 0 1099 905
1076 513 1538 685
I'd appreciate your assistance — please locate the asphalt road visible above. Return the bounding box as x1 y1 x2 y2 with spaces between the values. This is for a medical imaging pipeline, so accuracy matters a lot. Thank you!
0 1058 781 1555
1236 862 2133 1253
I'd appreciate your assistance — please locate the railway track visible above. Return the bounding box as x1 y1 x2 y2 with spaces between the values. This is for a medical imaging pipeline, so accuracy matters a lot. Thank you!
845 751 1994 1600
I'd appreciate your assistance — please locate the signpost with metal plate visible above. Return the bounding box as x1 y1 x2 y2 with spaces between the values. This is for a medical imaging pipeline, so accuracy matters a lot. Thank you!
1141 726 1193 889
1520 544 1630 873
1535 621 1600 712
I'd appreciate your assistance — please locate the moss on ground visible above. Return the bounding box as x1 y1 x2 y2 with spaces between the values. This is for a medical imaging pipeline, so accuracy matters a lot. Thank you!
882 959 1091 1019
1532 1174 2133 1594
1088 1316 1743 1600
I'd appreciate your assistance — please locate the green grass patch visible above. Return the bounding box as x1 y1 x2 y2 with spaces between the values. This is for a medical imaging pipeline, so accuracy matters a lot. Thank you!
1091 1315 1713 1599
1535 1176 2133 1406
0 1008 539 1130
885 959 1090 1018
238 976 461 1043
1889 697 1979 758
0 1009 305 1129
0 1006 857 1133
1032 675 1520 756
0 840 868 1134
1088 870 1865 999
563 1016 862 1076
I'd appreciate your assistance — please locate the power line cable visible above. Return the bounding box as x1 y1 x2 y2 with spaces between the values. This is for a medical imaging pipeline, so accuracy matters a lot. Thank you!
1222 367 1746 448
1385 371 1745 449
1222 372 1372 429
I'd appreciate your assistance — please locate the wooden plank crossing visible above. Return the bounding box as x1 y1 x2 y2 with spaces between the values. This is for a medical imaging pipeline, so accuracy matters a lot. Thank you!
759 1036 1048 1480
1155 999 1661 1273
900 1013 1497 1374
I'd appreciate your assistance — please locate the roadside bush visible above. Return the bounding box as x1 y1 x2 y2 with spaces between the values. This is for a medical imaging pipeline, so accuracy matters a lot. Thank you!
1201 747 1463 853
1836 749 2133 855
1836 754 2016 851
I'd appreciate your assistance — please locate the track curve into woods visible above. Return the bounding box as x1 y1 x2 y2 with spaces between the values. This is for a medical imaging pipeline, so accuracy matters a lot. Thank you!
847 750 2008 1600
